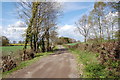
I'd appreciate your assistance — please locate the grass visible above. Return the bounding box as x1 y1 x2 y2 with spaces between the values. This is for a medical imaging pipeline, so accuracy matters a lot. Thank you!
69 48 108 78
2 52 52 78
1 46 30 56
53 45 59 50
66 42 81 46
9 44 30 46
1 46 24 52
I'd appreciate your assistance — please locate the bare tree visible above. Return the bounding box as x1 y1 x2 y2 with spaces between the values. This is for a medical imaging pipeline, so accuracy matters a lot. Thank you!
75 15 91 42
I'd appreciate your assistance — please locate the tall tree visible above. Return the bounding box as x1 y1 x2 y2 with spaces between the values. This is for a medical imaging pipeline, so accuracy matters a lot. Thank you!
0 36 9 46
75 15 91 42
91 2 106 42
17 1 62 53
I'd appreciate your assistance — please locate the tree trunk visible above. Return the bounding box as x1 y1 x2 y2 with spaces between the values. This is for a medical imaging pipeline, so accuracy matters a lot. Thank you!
98 17 102 42
30 36 33 50
46 30 50 51
41 37 45 52
33 34 36 52
84 36 87 42
106 27 111 41
35 33 39 53
112 23 114 40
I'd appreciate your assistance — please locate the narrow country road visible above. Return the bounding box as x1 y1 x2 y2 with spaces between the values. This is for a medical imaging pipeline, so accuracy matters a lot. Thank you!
8 45 79 78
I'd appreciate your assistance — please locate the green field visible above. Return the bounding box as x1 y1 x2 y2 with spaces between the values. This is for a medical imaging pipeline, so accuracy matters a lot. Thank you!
66 42 81 46
1 46 30 56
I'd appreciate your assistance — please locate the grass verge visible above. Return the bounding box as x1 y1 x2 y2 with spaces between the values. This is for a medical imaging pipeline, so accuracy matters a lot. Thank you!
69 48 109 78
2 52 52 78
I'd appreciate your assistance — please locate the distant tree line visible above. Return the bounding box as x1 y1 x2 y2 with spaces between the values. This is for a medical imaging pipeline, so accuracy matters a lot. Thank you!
75 2 119 43
57 37 77 45
0 36 9 46
0 35 27 46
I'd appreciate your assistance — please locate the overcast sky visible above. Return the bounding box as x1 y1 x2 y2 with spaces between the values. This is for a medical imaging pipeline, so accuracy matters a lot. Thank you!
0 2 95 42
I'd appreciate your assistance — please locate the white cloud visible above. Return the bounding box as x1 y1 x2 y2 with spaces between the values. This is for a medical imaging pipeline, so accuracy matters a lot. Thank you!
2 21 27 42
57 24 84 41
0 26 2 36
2 23 84 42
8 21 26 28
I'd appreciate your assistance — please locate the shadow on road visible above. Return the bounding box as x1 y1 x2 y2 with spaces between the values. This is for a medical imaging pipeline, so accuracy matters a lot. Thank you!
51 48 68 55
